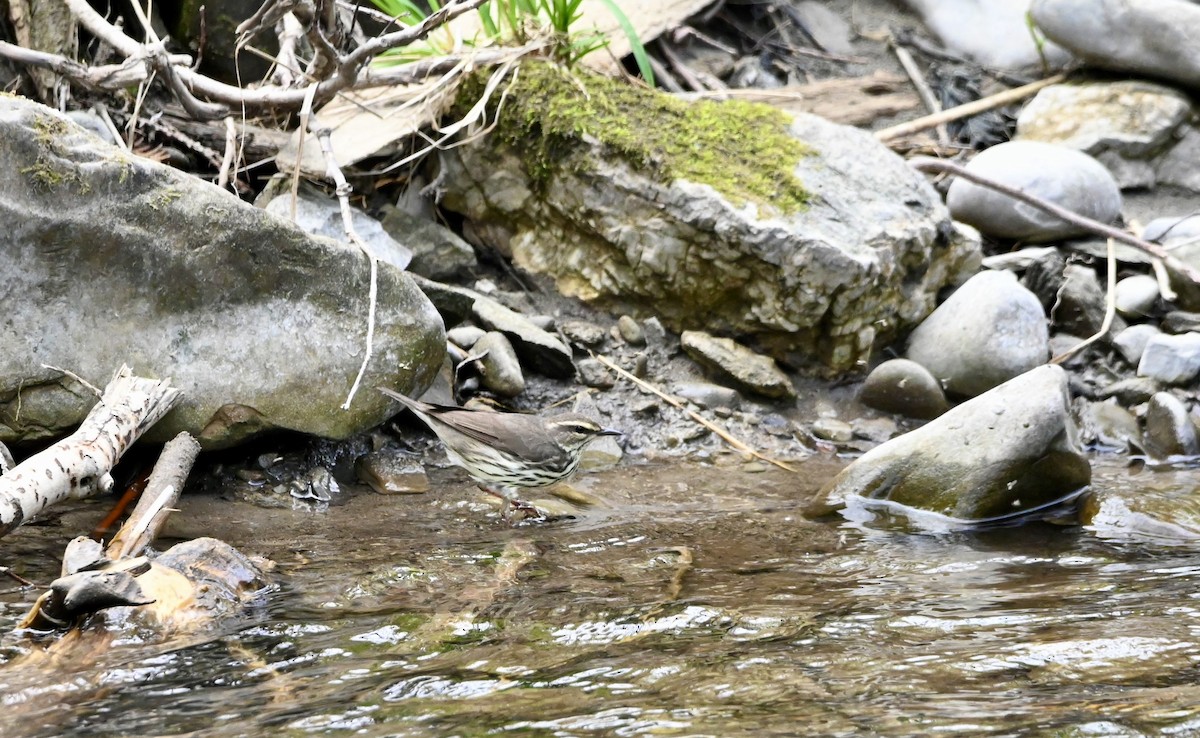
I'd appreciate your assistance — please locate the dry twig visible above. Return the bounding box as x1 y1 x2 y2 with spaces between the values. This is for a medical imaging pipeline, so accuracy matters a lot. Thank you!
590 352 798 472
876 73 1067 143
909 156 1200 286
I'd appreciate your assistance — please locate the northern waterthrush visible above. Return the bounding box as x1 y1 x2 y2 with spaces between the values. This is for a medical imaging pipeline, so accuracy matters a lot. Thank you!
380 388 621 518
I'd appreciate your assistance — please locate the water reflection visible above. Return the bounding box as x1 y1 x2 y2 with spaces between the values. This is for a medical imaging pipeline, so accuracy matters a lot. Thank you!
3 457 1200 736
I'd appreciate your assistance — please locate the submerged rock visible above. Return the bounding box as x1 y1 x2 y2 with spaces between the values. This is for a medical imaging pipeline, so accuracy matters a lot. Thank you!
817 365 1090 521
439 62 979 373
0 97 445 447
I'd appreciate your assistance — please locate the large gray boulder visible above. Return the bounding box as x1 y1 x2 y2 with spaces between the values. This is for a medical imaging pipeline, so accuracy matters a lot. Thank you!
818 365 1090 520
1031 0 1200 90
439 63 980 373
0 96 446 447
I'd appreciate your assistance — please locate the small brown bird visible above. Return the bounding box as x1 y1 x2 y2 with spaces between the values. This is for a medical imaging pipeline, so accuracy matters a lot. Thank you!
379 388 621 518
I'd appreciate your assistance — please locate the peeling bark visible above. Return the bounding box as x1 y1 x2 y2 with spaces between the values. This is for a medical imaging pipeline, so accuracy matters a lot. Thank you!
0 367 181 538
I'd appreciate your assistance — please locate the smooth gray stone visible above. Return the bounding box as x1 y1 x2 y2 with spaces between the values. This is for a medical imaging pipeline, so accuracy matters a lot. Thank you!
902 0 1072 68
907 270 1049 397
1097 376 1160 407
1114 274 1160 319
1032 0 1200 90
858 358 949 420
0 97 444 447
576 358 616 389
473 331 525 397
946 141 1122 242
819 365 1090 520
1113 324 1162 366
446 325 486 349
379 205 477 281
1143 392 1200 459
264 185 412 270
616 315 645 346
672 381 741 410
1137 332 1200 385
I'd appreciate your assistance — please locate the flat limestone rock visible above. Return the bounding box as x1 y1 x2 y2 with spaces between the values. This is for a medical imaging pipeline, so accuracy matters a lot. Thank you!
0 96 445 447
439 63 980 373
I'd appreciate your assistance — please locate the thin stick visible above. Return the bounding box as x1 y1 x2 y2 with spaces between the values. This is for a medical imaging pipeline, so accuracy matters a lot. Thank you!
909 156 1200 286
890 38 949 146
1050 239 1117 365
108 432 200 559
217 116 237 190
307 114 380 409
876 73 1066 142
590 352 798 472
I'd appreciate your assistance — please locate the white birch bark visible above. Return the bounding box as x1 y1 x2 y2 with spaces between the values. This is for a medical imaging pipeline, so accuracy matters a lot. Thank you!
0 367 181 537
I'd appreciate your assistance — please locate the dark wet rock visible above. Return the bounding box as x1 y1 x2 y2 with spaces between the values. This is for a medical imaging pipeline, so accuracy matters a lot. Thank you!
946 141 1121 242
1049 333 1087 368
0 97 445 447
761 413 795 437
576 358 616 389
1076 399 1141 451
408 275 476 327
907 270 1049 397
1053 264 1126 337
1021 248 1068 314
439 63 980 374
818 365 1090 520
1114 275 1160 319
1137 332 1200 385
1143 392 1200 459
617 315 646 346
1162 311 1200 334
811 417 853 443
858 358 949 420
356 448 431 495
1113 324 1162 366
471 296 574 378
1015 80 1192 189
379 204 477 281
446 325 486 349
473 331 525 397
263 185 413 270
1098 376 1160 406
561 319 608 348
901 0 1071 68
681 331 796 400
412 279 574 377
1031 0 1200 90
673 381 741 410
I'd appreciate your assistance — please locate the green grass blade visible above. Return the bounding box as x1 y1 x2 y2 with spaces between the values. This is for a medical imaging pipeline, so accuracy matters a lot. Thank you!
593 0 654 85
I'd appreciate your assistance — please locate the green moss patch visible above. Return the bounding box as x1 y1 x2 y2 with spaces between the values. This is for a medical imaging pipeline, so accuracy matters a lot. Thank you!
464 61 812 214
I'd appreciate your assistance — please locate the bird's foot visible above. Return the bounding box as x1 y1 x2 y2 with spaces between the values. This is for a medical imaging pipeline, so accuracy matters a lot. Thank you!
480 485 545 523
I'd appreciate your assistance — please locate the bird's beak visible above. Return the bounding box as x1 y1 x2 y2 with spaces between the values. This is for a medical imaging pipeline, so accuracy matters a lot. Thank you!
599 427 623 438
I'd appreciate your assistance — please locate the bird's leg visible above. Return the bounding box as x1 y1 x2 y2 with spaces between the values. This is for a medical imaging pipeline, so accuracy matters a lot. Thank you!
478 484 544 522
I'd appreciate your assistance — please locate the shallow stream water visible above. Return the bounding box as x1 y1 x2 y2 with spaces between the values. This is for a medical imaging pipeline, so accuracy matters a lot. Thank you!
3 455 1200 737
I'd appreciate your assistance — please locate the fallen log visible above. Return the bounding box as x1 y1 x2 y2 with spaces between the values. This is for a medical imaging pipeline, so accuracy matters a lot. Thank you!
0 366 181 538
